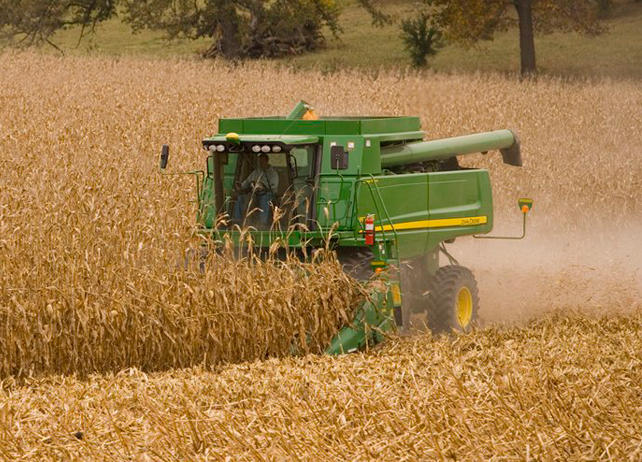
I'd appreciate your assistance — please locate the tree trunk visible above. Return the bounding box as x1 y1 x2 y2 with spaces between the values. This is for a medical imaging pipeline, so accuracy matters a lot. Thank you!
218 7 242 59
514 0 537 76
203 5 243 60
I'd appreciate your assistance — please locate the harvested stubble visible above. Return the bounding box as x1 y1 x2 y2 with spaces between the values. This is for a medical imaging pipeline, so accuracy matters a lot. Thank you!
1 312 641 460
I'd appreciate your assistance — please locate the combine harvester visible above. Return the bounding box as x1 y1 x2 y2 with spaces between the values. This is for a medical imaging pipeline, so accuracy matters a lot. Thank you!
160 102 532 354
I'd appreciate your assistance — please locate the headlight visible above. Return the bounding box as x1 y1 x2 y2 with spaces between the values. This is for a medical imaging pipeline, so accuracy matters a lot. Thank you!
208 145 216 152
272 145 282 153
252 145 261 153
261 145 271 153
216 144 225 152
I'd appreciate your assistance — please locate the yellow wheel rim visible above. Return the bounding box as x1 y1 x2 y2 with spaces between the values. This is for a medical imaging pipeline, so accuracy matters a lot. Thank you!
456 287 473 327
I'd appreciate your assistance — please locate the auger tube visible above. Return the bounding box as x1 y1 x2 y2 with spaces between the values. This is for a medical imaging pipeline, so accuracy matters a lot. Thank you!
380 129 522 167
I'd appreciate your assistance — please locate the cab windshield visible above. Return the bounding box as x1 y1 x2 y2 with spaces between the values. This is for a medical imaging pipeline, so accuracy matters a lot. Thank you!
210 144 318 230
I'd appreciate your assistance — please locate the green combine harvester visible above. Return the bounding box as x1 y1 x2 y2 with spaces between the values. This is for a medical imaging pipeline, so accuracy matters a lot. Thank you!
160 101 532 354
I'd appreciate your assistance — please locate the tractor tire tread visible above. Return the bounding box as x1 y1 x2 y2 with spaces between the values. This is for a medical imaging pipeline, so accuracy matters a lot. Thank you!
426 265 479 334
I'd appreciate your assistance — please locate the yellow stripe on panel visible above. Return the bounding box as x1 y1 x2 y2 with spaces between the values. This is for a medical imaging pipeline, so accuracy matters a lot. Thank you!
375 216 487 232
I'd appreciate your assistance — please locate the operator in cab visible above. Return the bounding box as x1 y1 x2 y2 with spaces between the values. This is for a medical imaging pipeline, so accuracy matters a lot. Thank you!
233 153 279 226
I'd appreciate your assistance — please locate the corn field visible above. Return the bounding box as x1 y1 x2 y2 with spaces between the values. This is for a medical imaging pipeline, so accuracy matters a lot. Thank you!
1 51 642 460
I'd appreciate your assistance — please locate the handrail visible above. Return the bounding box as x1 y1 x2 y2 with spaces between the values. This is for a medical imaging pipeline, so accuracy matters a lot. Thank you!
160 169 204 212
316 172 348 225
355 175 401 268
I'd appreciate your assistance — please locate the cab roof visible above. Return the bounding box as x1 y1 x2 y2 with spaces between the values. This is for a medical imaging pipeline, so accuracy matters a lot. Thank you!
203 134 318 145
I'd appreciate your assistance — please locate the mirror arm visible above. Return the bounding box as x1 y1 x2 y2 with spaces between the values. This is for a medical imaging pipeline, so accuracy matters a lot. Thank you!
160 169 204 178
159 169 205 207
473 213 527 240
473 198 532 241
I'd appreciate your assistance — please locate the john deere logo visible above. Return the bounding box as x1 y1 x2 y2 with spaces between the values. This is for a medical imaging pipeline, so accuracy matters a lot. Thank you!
461 217 485 226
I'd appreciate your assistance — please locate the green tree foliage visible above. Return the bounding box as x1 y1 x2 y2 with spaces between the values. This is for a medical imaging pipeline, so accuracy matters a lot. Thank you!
400 12 442 68
422 0 604 75
0 0 116 49
356 0 444 68
594 0 614 18
122 0 343 59
0 0 342 59
355 0 394 26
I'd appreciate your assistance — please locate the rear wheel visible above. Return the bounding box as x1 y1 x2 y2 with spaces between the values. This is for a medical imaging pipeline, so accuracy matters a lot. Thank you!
426 265 479 334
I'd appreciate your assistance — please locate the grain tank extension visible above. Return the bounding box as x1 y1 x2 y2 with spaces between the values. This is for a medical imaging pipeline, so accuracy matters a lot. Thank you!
160 101 532 354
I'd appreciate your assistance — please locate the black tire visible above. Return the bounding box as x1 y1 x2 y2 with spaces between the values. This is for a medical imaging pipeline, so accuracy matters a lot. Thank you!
426 265 479 334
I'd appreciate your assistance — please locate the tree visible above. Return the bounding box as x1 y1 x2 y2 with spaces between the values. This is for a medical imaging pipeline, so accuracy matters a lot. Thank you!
355 0 395 26
0 0 116 50
400 12 443 68
422 0 604 75
0 0 342 59
357 0 445 68
594 0 614 18
121 0 343 59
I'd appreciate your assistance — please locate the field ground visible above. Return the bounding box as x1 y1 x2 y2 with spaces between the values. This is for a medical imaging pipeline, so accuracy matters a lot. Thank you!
1 52 641 459
6 0 641 78
3 313 642 460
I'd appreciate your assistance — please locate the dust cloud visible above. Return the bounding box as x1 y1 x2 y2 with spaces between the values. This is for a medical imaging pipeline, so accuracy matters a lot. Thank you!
448 221 642 325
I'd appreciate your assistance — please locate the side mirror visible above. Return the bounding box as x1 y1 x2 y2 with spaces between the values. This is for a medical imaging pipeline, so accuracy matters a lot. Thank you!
160 144 170 169
518 198 533 214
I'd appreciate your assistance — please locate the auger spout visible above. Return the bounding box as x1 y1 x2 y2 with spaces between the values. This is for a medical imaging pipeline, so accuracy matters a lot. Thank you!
380 129 522 168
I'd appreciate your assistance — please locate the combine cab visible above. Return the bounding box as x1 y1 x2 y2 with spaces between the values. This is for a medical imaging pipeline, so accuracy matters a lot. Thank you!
160 101 531 354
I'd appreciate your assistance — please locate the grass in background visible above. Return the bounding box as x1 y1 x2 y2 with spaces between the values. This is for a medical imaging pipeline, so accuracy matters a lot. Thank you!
3 0 641 78
43 19 210 56
287 0 642 79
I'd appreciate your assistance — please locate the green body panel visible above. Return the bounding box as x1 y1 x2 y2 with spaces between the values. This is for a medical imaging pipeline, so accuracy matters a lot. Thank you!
325 290 395 355
426 171 494 247
316 176 356 230
218 116 421 137
287 100 314 120
352 171 492 259
192 107 519 355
